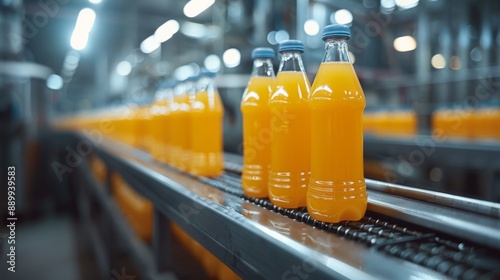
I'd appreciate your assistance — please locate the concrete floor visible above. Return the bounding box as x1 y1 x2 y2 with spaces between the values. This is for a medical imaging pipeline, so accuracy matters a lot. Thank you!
0 215 100 280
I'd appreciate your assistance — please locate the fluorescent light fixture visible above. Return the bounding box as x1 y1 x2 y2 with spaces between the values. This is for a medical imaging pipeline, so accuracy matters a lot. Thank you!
47 74 63 90
395 0 419 9
140 35 160 54
184 0 215 18
70 31 89 51
116 61 132 76
223 48 241 68
304 19 320 36
154 20 179 43
181 21 206 38
334 9 353 25
70 8 96 51
89 0 102 4
204 54 221 72
393 35 417 52
431 54 446 69
74 8 96 34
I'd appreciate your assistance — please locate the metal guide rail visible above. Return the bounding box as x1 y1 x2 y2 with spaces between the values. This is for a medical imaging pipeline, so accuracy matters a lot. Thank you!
364 135 500 170
71 133 500 280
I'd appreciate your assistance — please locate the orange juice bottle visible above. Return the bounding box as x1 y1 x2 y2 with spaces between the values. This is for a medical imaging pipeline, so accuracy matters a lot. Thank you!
308 24 367 223
190 70 224 177
241 48 276 198
149 85 163 161
268 40 311 209
494 103 500 140
170 78 195 171
218 263 241 280
154 81 175 163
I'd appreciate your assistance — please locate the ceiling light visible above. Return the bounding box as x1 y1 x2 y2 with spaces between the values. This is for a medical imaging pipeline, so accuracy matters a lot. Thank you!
304 19 320 36
70 8 96 51
181 21 206 38
116 61 132 76
204 54 221 72
334 9 353 25
154 20 179 43
70 31 89 51
73 8 96 34
223 48 241 68
431 54 446 69
393 35 417 52
47 74 63 90
140 35 160 54
184 0 216 18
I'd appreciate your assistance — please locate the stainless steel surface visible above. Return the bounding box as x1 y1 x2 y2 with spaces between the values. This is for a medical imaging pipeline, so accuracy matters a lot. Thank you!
92 135 448 280
366 179 500 218
224 149 500 250
67 132 500 279
368 190 500 250
364 135 500 169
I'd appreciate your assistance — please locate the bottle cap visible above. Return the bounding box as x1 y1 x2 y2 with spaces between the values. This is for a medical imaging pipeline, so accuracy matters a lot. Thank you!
252 47 275 59
161 79 177 89
185 75 199 82
322 24 351 40
278 40 304 53
199 68 217 78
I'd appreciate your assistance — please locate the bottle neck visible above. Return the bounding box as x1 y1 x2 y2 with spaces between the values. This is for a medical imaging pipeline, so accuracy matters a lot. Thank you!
322 38 351 63
174 83 187 99
251 58 275 77
197 76 216 93
185 81 197 96
278 51 305 72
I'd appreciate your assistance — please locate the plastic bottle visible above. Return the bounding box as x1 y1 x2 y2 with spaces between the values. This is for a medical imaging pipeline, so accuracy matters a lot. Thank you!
152 81 175 163
307 25 367 223
170 78 194 171
190 70 224 177
241 48 276 198
268 40 311 209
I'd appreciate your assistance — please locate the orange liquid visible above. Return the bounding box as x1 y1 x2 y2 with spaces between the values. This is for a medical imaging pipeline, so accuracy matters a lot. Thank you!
156 100 171 164
190 90 224 177
170 95 191 171
241 76 275 198
149 103 161 161
218 263 241 280
112 173 152 242
494 108 500 140
308 62 367 223
268 71 311 208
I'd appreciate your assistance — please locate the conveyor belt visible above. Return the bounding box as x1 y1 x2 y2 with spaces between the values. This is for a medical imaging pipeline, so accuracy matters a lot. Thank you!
198 172 500 280
79 133 500 279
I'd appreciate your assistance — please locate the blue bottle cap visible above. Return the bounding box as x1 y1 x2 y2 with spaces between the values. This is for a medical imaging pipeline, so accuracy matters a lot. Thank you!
161 79 177 88
322 24 351 40
199 68 217 77
252 47 275 59
278 40 304 53
185 75 199 82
